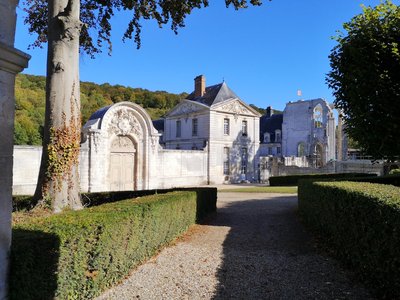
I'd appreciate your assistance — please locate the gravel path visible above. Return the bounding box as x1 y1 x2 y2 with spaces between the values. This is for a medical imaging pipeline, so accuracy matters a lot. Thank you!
96 192 373 300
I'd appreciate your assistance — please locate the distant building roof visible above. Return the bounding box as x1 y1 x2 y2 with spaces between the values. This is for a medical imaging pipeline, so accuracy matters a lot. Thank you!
260 113 283 143
152 119 164 132
186 82 239 107
88 105 112 121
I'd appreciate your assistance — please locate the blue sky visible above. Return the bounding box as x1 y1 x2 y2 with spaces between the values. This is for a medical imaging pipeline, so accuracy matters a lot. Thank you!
15 0 397 111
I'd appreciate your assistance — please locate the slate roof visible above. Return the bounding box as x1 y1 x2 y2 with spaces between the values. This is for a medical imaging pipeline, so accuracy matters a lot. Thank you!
152 119 164 132
88 105 112 121
186 82 239 106
260 113 283 143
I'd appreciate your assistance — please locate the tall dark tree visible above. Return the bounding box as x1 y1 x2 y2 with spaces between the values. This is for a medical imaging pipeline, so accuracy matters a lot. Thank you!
23 0 264 211
327 0 400 160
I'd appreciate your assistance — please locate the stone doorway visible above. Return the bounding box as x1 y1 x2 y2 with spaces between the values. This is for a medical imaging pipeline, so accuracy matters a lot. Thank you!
109 136 136 191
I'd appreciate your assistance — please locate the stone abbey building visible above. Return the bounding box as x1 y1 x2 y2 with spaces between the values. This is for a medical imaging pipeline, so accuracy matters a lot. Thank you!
13 75 354 195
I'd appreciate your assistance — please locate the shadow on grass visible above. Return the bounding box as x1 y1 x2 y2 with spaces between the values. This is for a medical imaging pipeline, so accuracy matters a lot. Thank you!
10 229 60 300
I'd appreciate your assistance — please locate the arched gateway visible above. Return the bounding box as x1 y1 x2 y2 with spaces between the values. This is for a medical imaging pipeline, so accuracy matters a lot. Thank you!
81 102 160 192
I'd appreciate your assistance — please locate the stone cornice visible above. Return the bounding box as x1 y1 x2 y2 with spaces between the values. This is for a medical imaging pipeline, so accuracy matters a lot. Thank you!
0 42 30 74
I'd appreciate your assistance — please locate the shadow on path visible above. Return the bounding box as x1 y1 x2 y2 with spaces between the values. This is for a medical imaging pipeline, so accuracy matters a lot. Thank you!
210 193 373 300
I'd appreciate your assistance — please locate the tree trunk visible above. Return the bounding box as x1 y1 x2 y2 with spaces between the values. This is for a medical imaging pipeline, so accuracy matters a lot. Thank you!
34 0 82 212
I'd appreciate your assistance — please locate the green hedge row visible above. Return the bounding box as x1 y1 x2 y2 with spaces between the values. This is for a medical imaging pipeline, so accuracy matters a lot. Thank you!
10 189 217 300
269 172 376 186
298 181 400 299
12 187 218 214
347 174 400 187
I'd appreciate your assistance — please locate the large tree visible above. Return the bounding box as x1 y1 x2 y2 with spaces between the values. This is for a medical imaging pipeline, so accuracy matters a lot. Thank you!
24 0 263 211
326 0 400 160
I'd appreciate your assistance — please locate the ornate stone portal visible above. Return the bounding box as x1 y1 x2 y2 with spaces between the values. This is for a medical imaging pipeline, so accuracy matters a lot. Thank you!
81 102 160 193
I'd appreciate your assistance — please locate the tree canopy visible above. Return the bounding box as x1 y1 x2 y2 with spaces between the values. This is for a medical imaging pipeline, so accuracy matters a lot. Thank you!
24 0 263 56
326 0 400 160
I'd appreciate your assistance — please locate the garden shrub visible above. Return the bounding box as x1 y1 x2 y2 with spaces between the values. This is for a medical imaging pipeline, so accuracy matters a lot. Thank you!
10 190 216 300
348 174 400 187
298 180 400 299
12 195 34 212
269 172 375 186
13 187 217 215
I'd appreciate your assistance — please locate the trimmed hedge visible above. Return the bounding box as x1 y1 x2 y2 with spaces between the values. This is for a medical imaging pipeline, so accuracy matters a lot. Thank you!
82 187 217 220
10 190 216 300
269 172 376 186
348 174 400 187
12 187 218 215
298 180 400 299
12 195 34 212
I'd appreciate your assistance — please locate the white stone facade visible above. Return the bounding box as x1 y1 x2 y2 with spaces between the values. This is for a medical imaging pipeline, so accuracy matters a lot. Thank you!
282 99 336 166
163 77 261 184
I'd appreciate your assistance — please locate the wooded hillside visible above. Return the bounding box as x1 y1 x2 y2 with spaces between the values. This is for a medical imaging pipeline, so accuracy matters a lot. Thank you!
14 74 188 145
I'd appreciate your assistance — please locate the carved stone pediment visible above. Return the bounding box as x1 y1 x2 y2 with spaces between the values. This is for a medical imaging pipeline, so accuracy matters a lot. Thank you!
214 100 258 117
107 108 143 137
111 136 136 152
166 101 207 117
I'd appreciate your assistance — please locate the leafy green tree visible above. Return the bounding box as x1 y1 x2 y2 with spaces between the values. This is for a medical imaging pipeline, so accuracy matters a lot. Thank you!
23 0 264 211
327 1 400 160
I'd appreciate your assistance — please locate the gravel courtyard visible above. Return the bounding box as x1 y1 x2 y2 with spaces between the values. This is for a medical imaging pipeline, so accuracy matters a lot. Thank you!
97 192 373 300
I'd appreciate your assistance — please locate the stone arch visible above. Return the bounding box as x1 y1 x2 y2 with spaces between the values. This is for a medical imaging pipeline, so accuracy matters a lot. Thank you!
297 142 306 157
313 104 323 128
82 102 160 192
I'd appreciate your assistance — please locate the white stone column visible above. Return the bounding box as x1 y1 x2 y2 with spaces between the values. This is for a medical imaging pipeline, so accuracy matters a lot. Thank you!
0 1 30 298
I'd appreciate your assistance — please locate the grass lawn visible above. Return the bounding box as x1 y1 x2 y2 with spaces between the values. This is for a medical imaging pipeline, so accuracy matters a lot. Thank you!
219 186 297 194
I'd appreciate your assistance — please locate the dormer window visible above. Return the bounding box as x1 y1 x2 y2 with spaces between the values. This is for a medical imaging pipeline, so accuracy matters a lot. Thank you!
275 130 281 142
264 132 270 143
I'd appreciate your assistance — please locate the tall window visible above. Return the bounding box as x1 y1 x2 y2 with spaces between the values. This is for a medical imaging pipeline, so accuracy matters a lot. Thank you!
268 147 272 155
264 133 270 143
277 146 281 155
224 118 230 135
223 147 230 175
314 104 323 128
241 147 248 174
275 130 281 142
176 120 181 138
297 142 306 156
242 120 248 136
192 118 198 136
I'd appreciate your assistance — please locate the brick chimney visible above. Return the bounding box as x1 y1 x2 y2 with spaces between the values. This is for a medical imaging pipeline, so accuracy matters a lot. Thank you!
194 75 206 98
266 106 273 117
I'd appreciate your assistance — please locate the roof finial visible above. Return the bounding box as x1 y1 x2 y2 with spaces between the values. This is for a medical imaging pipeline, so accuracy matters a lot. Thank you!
222 77 225 82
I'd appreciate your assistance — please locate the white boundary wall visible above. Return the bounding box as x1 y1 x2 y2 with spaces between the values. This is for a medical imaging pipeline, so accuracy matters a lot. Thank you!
13 146 208 195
